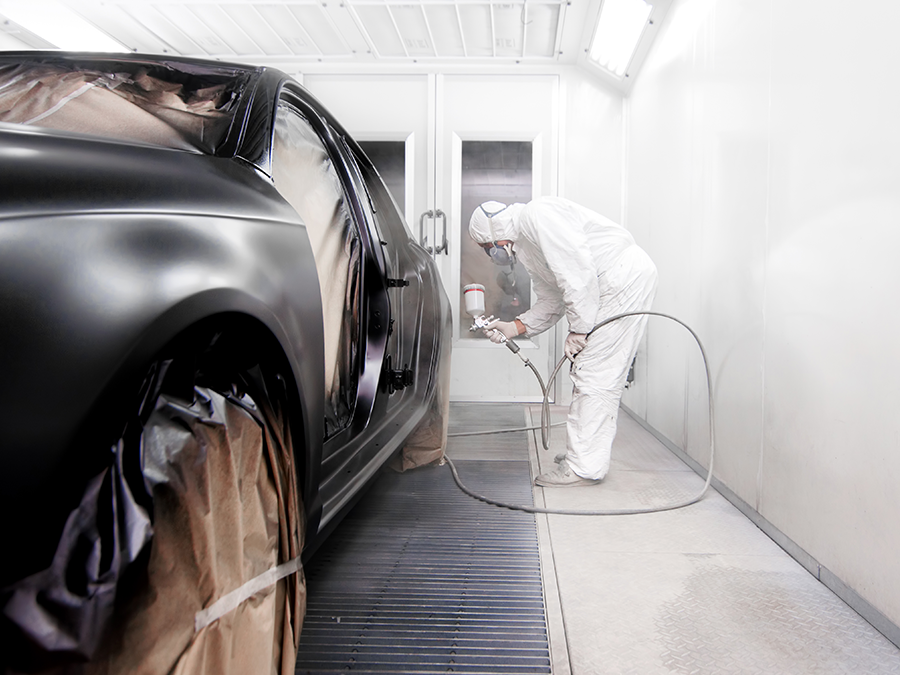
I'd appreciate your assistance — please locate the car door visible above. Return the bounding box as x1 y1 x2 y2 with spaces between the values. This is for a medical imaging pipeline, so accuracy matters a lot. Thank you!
338 139 426 415
270 91 392 523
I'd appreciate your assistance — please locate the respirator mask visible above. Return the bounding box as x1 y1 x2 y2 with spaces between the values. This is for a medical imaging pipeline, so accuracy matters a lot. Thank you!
479 203 517 267
486 243 516 266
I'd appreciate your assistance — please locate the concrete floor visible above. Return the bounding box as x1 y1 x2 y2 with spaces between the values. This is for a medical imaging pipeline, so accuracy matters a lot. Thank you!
453 403 900 675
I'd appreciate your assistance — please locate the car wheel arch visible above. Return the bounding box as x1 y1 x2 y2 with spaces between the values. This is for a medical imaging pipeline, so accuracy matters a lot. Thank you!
72 292 324 533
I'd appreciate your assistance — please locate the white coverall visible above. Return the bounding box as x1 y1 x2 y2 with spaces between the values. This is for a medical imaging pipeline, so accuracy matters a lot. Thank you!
472 197 658 481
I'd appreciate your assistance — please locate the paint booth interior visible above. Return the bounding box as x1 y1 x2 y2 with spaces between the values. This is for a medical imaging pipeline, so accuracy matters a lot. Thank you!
2 1 900 672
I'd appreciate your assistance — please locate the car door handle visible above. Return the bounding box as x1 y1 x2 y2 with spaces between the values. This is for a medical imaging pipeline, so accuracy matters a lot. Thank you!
433 209 448 255
418 209 434 254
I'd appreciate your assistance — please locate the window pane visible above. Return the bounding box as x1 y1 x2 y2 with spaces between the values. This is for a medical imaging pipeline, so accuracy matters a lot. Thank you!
459 140 533 339
0 59 246 153
358 140 406 217
271 102 360 436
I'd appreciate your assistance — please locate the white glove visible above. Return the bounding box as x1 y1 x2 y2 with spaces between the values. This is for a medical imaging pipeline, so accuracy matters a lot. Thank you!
564 332 589 362
484 320 520 344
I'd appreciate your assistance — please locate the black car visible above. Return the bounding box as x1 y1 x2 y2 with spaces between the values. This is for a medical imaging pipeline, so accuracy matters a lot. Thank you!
0 52 451 672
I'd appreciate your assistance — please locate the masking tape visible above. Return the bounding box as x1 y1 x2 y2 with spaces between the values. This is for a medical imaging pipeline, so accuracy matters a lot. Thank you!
25 82 96 125
194 556 303 633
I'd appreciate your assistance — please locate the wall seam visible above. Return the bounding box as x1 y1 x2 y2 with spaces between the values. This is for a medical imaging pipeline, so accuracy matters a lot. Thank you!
557 72 567 200
621 94 630 228
756 0 775 515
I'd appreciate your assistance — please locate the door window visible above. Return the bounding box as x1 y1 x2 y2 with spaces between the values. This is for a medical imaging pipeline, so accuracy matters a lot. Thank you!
271 102 361 436
358 141 406 218
459 140 533 339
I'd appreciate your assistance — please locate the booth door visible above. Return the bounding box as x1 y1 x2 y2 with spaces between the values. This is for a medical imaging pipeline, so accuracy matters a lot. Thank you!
303 73 559 401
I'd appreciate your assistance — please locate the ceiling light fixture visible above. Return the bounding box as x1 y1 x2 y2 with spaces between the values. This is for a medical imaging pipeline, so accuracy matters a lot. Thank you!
0 1 128 52
588 0 652 78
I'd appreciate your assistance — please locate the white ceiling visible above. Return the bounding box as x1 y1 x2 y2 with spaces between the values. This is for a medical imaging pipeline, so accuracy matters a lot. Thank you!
0 0 668 91
0 1 582 62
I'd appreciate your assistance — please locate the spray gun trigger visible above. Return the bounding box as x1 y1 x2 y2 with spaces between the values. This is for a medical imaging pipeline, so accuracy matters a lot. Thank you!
469 314 499 332
469 314 530 365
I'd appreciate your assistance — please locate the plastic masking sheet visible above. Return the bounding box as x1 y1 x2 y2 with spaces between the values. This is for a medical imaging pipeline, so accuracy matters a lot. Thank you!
0 62 240 153
391 335 451 472
3 383 305 674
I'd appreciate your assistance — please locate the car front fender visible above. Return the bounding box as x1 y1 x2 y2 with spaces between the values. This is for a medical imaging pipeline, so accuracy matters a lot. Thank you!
0 210 324 584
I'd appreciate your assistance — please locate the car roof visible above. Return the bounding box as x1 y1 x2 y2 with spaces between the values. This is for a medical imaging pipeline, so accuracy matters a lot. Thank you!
0 51 273 157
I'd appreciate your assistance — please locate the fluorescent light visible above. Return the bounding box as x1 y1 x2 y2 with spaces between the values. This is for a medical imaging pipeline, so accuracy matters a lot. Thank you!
589 0 652 78
0 1 129 52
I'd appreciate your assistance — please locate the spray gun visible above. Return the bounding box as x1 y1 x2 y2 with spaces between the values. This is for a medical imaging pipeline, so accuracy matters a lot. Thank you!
464 284 530 363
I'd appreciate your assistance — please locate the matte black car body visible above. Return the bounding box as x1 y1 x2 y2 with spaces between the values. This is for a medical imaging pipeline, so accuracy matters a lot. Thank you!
0 52 451 589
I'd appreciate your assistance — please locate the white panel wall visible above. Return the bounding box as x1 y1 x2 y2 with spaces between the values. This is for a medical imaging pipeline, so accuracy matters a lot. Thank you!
556 69 625 404
560 68 623 220
303 67 624 217
624 0 900 628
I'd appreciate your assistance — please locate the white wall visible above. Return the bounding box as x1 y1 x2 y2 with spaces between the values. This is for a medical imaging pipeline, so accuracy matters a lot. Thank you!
560 68 624 220
623 0 900 629
302 67 624 219
554 68 625 403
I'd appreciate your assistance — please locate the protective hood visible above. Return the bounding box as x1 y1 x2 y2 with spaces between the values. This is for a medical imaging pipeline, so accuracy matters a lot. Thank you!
468 201 520 244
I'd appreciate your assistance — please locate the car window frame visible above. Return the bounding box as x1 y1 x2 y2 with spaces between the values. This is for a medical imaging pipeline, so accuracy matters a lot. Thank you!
271 86 392 446
274 87 387 280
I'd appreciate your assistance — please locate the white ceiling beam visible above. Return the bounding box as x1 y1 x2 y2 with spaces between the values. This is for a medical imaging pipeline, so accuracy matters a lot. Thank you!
156 4 233 56
289 5 352 56
187 4 261 55
419 4 437 58
554 0 568 59
322 2 372 57
521 2 528 59
226 4 292 56
385 5 409 58
120 4 203 55
489 2 496 58
254 5 319 57
454 3 468 58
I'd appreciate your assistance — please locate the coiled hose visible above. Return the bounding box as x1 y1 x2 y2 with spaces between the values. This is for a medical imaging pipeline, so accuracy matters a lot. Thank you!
445 311 715 515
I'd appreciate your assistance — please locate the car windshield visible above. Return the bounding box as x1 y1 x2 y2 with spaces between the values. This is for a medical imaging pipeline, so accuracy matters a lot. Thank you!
0 58 251 153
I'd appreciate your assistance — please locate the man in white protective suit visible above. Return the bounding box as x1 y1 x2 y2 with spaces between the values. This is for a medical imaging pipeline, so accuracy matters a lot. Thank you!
468 197 658 487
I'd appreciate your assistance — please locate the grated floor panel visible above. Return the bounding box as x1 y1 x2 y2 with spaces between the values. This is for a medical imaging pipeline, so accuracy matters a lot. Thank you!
296 406 549 674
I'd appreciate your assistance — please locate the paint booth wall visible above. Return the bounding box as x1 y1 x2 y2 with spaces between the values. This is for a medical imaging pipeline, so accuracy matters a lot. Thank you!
560 67 623 223
621 0 900 629
300 70 623 225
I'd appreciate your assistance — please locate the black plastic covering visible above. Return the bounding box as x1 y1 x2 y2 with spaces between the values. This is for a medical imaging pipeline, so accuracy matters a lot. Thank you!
1 362 304 673
1 363 166 669
2 442 151 666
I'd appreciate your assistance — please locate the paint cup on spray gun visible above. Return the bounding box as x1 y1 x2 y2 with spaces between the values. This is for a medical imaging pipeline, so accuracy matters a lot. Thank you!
465 282 524 356
463 283 486 318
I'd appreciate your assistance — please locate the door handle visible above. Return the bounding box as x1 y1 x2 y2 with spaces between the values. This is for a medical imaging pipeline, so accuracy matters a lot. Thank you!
433 209 448 255
418 209 434 254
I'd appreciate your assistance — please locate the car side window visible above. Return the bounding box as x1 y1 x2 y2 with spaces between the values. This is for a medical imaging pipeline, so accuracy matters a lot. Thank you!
271 101 361 438
351 146 413 245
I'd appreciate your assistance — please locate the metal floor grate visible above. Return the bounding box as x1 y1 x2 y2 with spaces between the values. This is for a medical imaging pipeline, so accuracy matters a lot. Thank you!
295 455 550 674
